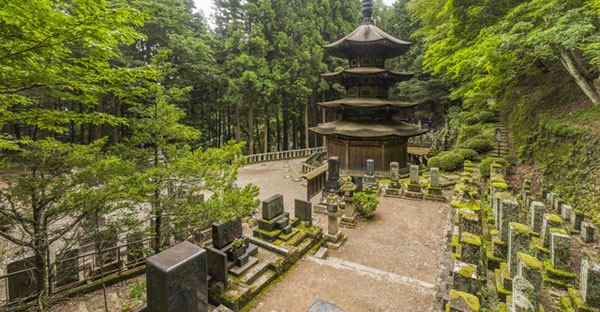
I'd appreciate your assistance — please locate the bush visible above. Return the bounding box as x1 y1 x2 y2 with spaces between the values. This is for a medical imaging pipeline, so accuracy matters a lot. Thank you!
478 111 496 123
456 148 479 161
429 152 464 172
466 138 493 153
503 154 518 165
354 192 379 218
464 115 479 125
479 157 509 180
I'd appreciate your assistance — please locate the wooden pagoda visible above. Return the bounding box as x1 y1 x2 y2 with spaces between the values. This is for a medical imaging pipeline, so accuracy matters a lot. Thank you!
310 0 426 172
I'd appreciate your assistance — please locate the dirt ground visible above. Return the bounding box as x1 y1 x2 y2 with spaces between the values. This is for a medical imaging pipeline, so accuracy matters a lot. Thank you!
247 196 451 312
41 158 453 312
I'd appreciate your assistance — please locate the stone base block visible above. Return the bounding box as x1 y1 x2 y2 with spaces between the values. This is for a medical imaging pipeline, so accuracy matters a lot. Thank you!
325 232 346 250
425 194 446 202
403 190 423 200
384 187 403 198
278 228 299 242
229 257 259 277
257 212 290 232
340 215 356 228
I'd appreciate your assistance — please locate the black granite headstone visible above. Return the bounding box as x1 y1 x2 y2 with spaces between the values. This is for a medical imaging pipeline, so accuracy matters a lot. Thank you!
206 246 229 289
262 194 284 220
294 199 312 222
351 176 363 193
146 241 208 312
328 157 340 181
56 249 79 288
212 218 242 249
7 256 38 301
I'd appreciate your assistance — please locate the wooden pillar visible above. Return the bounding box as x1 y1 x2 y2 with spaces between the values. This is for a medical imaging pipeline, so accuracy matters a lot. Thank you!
344 141 349 171
381 143 385 172
322 107 327 147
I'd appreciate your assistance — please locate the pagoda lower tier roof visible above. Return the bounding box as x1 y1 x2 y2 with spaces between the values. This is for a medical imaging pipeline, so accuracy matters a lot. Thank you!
321 67 413 84
318 98 419 110
309 120 426 139
324 24 412 59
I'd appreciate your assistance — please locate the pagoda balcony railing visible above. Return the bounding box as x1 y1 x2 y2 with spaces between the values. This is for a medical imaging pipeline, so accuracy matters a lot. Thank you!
242 147 327 165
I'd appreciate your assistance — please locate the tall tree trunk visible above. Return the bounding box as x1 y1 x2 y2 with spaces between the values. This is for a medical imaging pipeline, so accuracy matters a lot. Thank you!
95 97 103 140
113 98 121 144
555 44 600 106
322 93 327 147
248 91 254 154
276 104 281 151
282 106 289 151
235 100 241 143
305 93 311 149
264 102 269 153
292 117 298 150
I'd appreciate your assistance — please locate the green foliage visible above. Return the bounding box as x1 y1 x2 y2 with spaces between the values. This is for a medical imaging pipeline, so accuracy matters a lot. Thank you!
429 152 464 172
479 157 509 180
455 148 479 161
354 192 379 219
466 138 493 154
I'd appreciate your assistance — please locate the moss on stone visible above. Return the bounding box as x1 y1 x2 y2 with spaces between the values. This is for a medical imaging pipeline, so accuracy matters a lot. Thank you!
509 222 531 235
546 214 563 223
560 296 575 312
517 252 541 270
490 229 499 236
449 289 480 312
452 236 460 247
272 239 283 245
567 288 592 310
461 232 482 246
493 239 505 246
258 228 281 236
543 260 577 278
492 163 503 168
549 228 568 235
452 253 461 260
462 212 478 221
574 209 584 216
458 265 476 278
493 182 508 190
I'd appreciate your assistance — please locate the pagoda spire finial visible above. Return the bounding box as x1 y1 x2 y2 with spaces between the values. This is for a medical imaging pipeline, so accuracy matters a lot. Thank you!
361 0 374 25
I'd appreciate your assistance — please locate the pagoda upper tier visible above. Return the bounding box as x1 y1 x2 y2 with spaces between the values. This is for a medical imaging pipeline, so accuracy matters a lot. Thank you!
321 67 413 86
323 24 412 60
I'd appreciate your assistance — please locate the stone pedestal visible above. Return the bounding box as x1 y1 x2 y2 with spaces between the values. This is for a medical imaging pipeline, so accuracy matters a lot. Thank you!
541 214 562 248
146 241 208 312
452 261 478 294
561 204 573 222
512 276 537 312
500 199 519 242
341 196 356 228
570 209 584 231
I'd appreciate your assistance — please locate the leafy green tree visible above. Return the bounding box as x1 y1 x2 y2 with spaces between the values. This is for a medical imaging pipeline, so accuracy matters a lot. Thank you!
114 51 259 252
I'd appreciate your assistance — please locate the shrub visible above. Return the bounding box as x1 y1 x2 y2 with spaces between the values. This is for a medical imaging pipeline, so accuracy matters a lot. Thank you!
427 156 442 169
456 148 479 161
439 152 465 171
478 111 496 123
503 154 518 165
354 192 379 218
480 157 509 180
466 138 493 153
429 152 464 171
464 115 479 125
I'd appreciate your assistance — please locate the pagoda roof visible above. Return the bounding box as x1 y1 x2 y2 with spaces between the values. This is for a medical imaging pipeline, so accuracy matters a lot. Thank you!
324 24 412 59
318 98 419 110
321 67 413 84
309 120 426 139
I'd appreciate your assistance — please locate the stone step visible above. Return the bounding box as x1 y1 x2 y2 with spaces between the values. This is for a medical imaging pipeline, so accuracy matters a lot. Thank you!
239 260 270 285
296 236 314 255
248 269 277 297
230 256 259 277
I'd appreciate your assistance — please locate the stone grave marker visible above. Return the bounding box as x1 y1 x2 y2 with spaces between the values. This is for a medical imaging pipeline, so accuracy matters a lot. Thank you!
512 276 537 312
146 241 208 312
212 218 243 249
409 165 419 185
390 162 399 181
581 221 595 243
579 259 600 307
7 256 38 301
561 204 573 222
206 246 229 290
570 209 584 231
452 261 478 294
262 194 284 220
366 159 374 176
328 156 340 181
430 167 440 188
500 199 519 242
295 199 312 227
529 201 545 234
550 231 570 272
540 214 562 248
508 223 530 277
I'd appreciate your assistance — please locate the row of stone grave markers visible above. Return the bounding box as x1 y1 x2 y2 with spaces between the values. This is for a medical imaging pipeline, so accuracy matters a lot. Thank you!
485 162 600 312
383 162 446 202
444 159 484 312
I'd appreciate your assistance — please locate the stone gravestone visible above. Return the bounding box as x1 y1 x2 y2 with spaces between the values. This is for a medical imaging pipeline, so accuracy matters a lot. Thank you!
390 162 399 181
507 223 530 277
146 241 208 312
262 194 284 220
550 231 570 272
409 165 419 185
570 209 584 231
430 167 440 188
581 221 595 243
55 249 79 288
561 204 573 222
540 214 562 248
363 159 378 191
579 259 600 307
529 201 545 234
325 157 340 192
7 256 38 301
212 218 243 249
295 199 312 227
366 159 374 176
